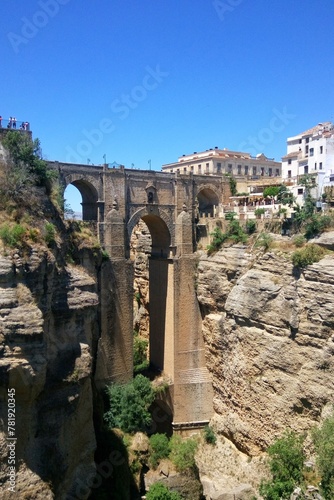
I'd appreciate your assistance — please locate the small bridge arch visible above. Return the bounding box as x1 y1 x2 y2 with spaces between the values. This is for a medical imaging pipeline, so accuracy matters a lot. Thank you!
196 184 220 217
63 172 100 221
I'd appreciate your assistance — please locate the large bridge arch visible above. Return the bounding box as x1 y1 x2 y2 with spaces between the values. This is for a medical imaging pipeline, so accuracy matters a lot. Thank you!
127 207 174 258
128 208 174 376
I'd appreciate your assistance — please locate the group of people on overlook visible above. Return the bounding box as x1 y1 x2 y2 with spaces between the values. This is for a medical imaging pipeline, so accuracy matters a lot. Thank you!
0 116 30 130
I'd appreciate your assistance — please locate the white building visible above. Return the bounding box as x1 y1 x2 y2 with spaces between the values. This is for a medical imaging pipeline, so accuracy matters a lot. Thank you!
162 147 281 180
282 122 334 204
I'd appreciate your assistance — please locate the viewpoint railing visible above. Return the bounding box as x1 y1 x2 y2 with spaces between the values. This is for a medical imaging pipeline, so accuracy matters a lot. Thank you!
0 118 30 131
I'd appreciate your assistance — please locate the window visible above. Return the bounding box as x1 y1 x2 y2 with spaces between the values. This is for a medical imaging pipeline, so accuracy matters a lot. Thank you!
319 162 323 170
260 167 264 176
314 163 317 170
177 169 180 173
310 148 314 156
206 163 209 173
184 167 187 173
217 162 221 173
304 165 308 174
306 137 309 143
305 145 309 154
288 170 291 178
198 164 202 172
190 165 194 171
299 139 302 144
320 145 323 154
228 163 232 173
298 188 303 195
237 164 242 175
288 159 292 165
244 165 248 175
268 168 272 177
252 166 257 175
276 168 280 176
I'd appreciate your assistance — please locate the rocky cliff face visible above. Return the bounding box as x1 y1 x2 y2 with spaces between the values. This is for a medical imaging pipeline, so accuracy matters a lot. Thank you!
0 243 99 499
196 234 334 495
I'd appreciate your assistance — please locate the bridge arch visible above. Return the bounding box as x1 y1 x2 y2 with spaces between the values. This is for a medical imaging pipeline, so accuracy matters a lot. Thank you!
128 208 174 379
196 184 220 217
128 207 173 258
64 175 99 221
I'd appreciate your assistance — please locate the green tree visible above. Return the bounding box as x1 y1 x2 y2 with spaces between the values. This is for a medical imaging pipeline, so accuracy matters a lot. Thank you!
104 375 155 433
259 431 305 500
276 185 294 206
2 131 54 186
312 415 334 499
146 482 182 500
263 186 280 198
169 435 198 473
149 433 170 469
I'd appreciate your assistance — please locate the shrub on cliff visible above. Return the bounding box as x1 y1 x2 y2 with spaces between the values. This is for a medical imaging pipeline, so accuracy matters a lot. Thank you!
312 414 334 499
146 482 181 500
207 221 247 254
255 232 273 251
133 332 149 374
169 435 198 473
104 375 155 433
292 244 325 268
259 431 305 500
204 425 216 445
0 223 26 247
149 433 170 469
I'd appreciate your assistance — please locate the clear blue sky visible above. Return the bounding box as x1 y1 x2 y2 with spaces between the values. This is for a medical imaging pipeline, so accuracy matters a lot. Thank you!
1 0 334 211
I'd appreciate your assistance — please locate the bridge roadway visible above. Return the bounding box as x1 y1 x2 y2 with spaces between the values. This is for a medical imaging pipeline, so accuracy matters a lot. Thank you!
50 161 230 429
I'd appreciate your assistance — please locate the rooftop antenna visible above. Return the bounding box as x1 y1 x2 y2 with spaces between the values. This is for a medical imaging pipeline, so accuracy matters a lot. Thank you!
87 158 91 165
148 159 151 170
103 154 107 165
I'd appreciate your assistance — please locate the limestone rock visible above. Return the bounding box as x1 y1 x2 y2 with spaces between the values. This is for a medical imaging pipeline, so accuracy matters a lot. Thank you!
0 246 98 498
197 243 334 490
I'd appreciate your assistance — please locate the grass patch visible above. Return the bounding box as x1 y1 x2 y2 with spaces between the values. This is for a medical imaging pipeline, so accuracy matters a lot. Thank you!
0 223 26 247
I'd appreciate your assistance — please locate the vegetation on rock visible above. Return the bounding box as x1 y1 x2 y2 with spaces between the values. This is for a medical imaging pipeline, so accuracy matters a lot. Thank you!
259 430 305 500
146 482 182 500
169 435 198 473
104 374 155 433
259 415 334 499
149 433 170 469
207 220 248 254
292 243 325 268
312 414 334 499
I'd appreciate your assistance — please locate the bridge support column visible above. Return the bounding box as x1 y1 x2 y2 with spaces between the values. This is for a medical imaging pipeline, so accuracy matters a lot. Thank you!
95 210 134 388
171 210 213 430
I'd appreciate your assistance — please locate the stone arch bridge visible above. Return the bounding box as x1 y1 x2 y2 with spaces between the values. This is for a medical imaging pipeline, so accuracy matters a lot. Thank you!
50 161 230 430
